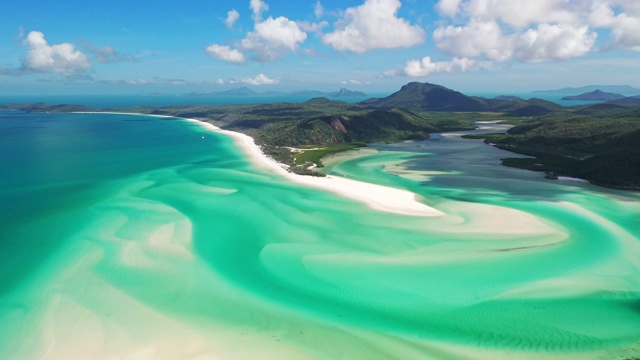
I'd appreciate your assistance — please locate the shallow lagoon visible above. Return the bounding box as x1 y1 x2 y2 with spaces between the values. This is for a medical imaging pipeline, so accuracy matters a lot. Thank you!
1 112 639 359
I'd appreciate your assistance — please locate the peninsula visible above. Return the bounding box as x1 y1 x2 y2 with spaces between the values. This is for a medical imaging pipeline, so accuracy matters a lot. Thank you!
3 81 639 189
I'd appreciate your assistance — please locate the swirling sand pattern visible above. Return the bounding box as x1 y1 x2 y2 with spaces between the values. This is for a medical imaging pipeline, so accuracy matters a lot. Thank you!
0 112 638 359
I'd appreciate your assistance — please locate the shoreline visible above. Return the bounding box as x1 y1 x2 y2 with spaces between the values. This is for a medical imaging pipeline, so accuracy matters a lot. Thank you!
74 112 444 217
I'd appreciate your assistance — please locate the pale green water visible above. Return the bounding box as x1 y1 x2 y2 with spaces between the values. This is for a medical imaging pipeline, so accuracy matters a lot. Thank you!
0 112 639 359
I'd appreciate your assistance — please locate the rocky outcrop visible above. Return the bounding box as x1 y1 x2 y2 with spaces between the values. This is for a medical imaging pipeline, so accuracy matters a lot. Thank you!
329 116 348 133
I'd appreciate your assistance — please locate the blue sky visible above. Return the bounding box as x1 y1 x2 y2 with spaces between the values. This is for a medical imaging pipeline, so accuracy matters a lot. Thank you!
1 0 640 95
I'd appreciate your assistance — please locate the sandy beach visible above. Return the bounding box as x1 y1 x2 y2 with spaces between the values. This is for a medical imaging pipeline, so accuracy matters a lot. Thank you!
77 112 444 217
6 111 638 360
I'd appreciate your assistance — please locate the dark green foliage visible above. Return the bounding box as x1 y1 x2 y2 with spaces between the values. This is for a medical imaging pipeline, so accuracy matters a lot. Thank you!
461 133 508 142
524 98 565 111
472 112 640 189
293 143 365 167
506 105 553 117
607 95 640 105
339 109 434 142
8 81 637 188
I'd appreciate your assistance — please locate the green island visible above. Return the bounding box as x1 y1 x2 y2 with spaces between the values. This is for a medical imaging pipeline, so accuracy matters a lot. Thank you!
3 81 639 189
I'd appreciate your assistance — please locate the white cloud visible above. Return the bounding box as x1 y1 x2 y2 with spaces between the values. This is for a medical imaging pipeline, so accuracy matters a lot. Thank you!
22 31 91 75
434 20 514 61
431 0 617 63
226 9 240 28
322 0 426 53
314 1 324 18
206 44 246 63
589 0 640 50
515 24 596 62
297 20 328 34
208 1 307 63
458 0 579 28
437 0 462 17
241 16 307 61
250 0 269 21
379 69 398 78
403 56 477 77
216 78 225 85
234 73 279 85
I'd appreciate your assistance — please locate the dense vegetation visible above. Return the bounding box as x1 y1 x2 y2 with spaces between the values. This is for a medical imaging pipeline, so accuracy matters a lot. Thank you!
2 81 639 189
466 110 640 189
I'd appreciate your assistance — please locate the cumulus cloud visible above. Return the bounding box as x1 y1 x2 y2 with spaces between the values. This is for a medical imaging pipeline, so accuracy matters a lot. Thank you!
403 56 477 76
515 24 596 61
432 0 640 64
589 0 640 50
436 0 462 17
207 1 307 63
433 20 514 61
322 0 426 53
455 0 579 28
206 44 246 63
225 9 240 28
250 0 269 21
21 31 91 75
231 73 279 85
431 0 610 62
241 16 307 61
314 1 324 18
297 20 328 34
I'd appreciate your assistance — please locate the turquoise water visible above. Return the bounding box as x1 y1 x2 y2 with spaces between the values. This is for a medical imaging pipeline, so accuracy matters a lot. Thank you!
1 112 639 359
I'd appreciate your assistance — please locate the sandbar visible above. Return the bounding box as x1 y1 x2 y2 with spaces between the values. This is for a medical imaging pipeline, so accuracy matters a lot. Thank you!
75 112 444 217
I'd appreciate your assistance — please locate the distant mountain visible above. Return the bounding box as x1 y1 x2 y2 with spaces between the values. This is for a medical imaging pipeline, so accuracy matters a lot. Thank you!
606 95 640 105
574 103 633 117
494 95 521 100
262 90 286 96
289 90 328 97
532 85 640 96
217 87 258 96
360 82 488 111
561 90 626 101
329 88 368 98
357 82 568 113
505 105 553 117
182 88 366 98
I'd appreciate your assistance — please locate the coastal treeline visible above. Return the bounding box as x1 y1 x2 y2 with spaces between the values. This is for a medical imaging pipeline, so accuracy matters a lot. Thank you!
2 81 639 189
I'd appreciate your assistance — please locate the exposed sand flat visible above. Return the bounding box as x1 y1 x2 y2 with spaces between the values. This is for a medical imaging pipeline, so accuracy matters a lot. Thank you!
5 111 638 360
208 123 444 217
75 112 443 217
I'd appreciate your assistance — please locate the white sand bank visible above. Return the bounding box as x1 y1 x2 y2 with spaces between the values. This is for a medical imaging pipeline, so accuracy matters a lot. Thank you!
75 112 443 217
557 176 589 183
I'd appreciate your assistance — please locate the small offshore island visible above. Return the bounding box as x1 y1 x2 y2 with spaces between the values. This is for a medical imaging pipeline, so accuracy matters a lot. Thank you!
5 81 640 189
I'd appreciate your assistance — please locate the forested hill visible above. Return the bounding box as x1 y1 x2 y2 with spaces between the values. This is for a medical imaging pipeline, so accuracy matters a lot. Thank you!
358 81 562 114
467 107 640 190
2 81 640 189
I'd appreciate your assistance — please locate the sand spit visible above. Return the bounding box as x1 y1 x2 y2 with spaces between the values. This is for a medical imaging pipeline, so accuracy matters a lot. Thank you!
75 112 444 217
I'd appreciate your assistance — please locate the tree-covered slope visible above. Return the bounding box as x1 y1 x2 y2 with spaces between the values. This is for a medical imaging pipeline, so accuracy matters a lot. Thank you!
482 112 640 189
